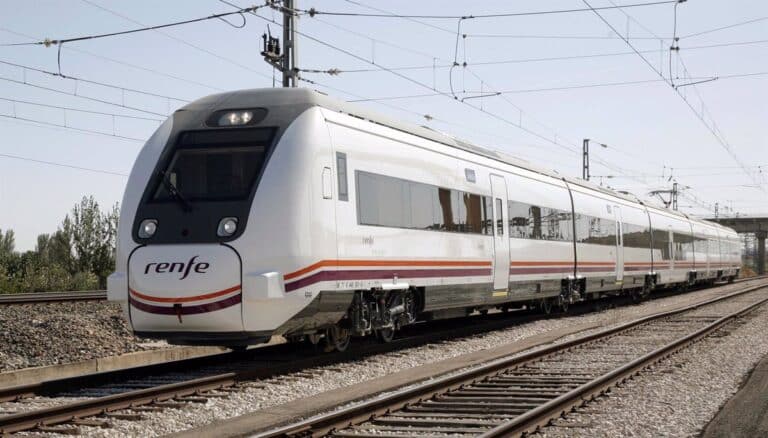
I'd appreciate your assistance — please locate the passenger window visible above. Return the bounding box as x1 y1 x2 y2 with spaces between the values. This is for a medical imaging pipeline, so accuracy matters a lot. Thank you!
355 170 492 235
483 196 494 235
496 198 504 235
336 152 348 201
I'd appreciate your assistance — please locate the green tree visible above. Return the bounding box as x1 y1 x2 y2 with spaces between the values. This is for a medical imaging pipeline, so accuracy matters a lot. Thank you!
0 228 15 260
35 234 51 263
0 197 119 293
61 196 118 288
48 228 75 274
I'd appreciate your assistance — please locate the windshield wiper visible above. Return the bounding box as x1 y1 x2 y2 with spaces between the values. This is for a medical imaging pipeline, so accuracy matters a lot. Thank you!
160 171 193 212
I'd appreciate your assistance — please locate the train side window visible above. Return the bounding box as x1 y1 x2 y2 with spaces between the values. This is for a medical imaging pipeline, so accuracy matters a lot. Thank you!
356 170 490 235
410 182 437 229
495 198 504 235
482 196 494 235
336 152 348 201
464 193 484 234
437 188 454 231
530 205 542 239
508 200 530 238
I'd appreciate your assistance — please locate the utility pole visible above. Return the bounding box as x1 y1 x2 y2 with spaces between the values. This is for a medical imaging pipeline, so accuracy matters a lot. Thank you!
282 0 298 87
582 139 608 181
672 182 678 211
260 0 298 87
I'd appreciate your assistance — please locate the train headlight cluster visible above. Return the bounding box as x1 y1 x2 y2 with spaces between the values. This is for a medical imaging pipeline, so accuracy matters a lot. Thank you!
217 217 238 237
206 108 266 127
219 111 253 126
138 219 158 238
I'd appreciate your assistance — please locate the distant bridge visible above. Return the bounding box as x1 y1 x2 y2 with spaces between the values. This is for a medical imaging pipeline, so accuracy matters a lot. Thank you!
706 215 768 275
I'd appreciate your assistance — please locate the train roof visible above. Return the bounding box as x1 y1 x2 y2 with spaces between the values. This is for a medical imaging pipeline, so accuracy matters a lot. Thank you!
182 88 730 233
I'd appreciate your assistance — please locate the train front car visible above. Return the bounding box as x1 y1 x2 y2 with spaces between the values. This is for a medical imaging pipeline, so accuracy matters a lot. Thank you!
108 89 339 347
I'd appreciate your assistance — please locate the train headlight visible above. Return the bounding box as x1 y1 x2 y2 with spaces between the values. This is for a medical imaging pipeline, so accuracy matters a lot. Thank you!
206 108 266 127
217 217 238 237
219 111 253 126
138 219 158 238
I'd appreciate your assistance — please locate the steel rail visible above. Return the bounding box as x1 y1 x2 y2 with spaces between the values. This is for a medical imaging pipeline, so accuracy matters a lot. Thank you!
0 290 106 304
0 374 237 433
480 290 768 436
256 281 768 437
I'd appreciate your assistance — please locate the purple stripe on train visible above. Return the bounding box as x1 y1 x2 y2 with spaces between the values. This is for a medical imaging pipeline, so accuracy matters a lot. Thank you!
130 294 241 315
284 268 493 292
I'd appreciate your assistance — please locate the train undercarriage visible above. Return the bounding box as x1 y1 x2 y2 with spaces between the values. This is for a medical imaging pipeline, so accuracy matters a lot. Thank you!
290 268 739 353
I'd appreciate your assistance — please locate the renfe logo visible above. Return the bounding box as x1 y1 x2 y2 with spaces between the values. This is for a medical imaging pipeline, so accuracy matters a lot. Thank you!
144 256 210 280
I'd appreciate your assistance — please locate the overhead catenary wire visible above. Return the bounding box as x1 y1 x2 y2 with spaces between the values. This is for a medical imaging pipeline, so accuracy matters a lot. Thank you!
0 75 170 117
0 26 225 92
0 152 128 177
302 1 677 20
0 113 145 142
0 58 190 103
0 59 192 117
342 0 456 34
580 0 766 198
682 16 768 39
306 38 768 74
464 33 666 40
0 96 163 122
78 1 275 84
348 71 768 101
0 4 267 47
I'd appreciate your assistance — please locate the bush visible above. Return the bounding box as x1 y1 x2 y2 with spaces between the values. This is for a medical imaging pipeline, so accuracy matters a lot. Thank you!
69 271 100 291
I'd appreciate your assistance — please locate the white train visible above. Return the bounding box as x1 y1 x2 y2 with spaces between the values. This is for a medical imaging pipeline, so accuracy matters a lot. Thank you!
107 88 741 351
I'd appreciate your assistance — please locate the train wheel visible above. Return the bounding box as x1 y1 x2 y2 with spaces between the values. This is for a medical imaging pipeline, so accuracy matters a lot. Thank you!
641 279 653 300
559 299 569 314
541 299 553 315
325 325 351 352
375 327 395 343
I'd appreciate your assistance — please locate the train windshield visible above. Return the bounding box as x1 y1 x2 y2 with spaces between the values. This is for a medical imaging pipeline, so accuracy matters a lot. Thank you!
152 145 265 202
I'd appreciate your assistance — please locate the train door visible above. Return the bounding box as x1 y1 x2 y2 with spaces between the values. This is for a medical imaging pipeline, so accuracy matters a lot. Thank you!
668 227 675 271
490 175 510 295
613 205 624 283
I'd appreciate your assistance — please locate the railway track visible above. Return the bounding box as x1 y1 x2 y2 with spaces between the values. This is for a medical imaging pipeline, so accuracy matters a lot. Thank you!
0 290 106 305
256 282 768 437
0 278 764 435
0 291 613 435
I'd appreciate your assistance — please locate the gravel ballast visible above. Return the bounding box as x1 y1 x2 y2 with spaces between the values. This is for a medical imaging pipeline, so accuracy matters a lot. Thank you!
61 281 768 437
532 304 768 438
0 301 163 372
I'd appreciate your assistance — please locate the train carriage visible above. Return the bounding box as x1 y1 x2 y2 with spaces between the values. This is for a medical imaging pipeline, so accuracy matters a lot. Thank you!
108 88 741 349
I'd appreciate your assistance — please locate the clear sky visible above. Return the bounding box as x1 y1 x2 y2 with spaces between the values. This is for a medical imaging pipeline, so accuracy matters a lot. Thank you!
0 0 766 251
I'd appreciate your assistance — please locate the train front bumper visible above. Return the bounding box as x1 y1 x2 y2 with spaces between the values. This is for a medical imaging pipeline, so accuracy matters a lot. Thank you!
121 244 274 345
